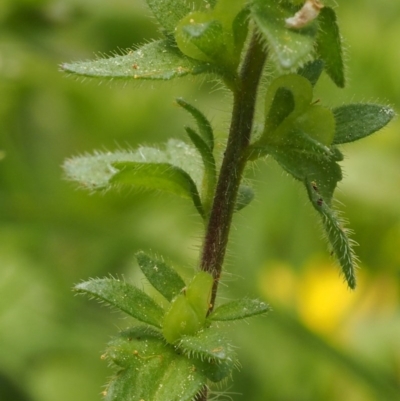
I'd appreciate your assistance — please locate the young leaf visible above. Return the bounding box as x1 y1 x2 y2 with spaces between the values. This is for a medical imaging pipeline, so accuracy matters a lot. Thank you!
316 7 345 88
305 180 357 289
208 298 270 321
176 98 214 150
332 104 395 145
110 162 204 218
163 294 204 343
178 329 238 381
162 272 213 343
185 271 214 321
235 185 255 212
74 278 164 328
251 0 317 70
136 252 186 302
61 40 211 81
104 326 206 401
297 59 324 86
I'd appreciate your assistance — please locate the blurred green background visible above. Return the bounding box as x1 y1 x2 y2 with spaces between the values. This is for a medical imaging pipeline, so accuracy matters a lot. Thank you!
1 1 399 400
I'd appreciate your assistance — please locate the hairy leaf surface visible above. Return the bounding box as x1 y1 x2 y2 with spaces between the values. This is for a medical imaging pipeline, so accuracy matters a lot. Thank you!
136 252 186 302
332 104 395 144
105 326 205 401
61 40 211 80
64 139 203 190
111 162 204 217
209 298 270 321
179 329 238 382
251 0 317 70
74 279 164 327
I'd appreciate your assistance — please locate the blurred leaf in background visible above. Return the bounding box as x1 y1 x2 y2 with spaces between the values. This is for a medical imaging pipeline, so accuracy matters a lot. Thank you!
0 1 399 401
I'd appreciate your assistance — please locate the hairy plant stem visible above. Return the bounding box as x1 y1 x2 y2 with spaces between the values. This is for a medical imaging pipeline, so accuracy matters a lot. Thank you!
200 32 267 309
196 32 266 401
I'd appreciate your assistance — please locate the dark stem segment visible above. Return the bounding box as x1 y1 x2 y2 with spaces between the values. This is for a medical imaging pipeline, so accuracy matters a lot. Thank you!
200 33 267 309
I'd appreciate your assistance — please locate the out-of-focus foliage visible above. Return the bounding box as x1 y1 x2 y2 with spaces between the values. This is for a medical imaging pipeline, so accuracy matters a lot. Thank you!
0 1 399 401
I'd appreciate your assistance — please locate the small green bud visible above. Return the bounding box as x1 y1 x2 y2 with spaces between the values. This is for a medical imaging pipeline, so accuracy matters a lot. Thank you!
162 294 203 343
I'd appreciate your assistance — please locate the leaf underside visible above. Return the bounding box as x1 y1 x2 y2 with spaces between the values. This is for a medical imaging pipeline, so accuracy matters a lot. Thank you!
63 139 203 191
61 40 212 80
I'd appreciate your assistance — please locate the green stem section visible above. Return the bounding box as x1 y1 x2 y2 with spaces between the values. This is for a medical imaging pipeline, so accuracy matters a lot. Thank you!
200 33 267 309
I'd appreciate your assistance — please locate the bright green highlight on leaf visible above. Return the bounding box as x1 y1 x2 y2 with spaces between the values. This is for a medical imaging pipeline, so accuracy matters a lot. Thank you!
209 298 270 321
251 0 317 70
332 104 395 144
255 74 336 150
163 271 213 343
61 40 211 81
74 278 164 328
104 326 205 401
175 0 248 75
136 252 186 302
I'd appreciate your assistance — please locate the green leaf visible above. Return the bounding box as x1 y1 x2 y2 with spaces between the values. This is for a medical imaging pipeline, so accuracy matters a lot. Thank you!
184 127 216 214
305 180 357 289
332 104 395 145
145 0 191 34
251 0 317 70
178 329 238 382
265 87 296 134
176 98 214 150
111 162 204 217
136 252 186 302
266 130 342 204
64 139 203 191
74 278 164 328
163 294 204 343
104 326 205 401
235 185 255 212
61 40 211 80
262 74 314 137
316 7 345 88
208 298 270 321
175 13 228 65
297 59 324 86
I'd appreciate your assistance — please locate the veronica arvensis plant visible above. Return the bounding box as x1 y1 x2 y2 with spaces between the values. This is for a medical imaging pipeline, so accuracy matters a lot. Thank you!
61 1 395 400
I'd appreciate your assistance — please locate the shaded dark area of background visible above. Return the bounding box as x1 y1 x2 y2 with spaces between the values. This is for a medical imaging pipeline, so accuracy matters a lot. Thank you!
1 1 399 400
